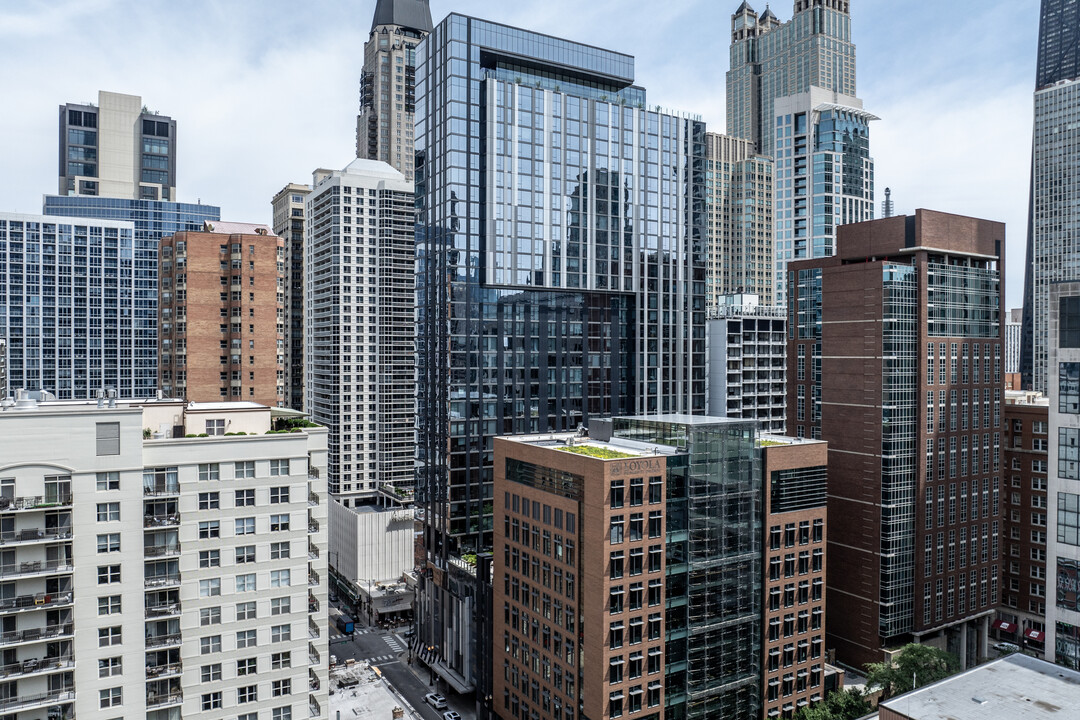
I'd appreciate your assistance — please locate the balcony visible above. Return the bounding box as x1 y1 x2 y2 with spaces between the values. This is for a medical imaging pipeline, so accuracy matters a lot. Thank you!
0 560 74 580
145 633 182 649
145 662 182 679
0 689 75 714
144 545 180 558
0 495 72 512
144 575 181 589
308 519 320 534
308 570 320 587
309 491 319 506
308 620 320 639
0 592 73 616
143 484 180 497
0 528 72 547
144 514 180 529
308 543 319 560
0 623 73 646
0 655 74 680
146 692 183 708
145 602 181 619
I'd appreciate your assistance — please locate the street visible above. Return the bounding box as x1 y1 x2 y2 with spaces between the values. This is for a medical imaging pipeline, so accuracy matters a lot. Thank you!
329 606 475 720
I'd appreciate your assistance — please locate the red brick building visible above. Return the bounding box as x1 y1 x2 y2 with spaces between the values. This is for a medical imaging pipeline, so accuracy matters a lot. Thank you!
761 436 829 718
159 222 285 407
787 210 1005 669
996 392 1049 653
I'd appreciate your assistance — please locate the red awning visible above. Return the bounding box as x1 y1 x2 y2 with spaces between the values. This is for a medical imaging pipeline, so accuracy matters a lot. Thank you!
993 619 1017 633
1025 628 1045 642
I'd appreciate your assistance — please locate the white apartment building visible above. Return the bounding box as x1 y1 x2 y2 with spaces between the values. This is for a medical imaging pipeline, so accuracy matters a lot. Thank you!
305 159 415 505
0 395 329 720
706 293 787 434
1047 282 1080 669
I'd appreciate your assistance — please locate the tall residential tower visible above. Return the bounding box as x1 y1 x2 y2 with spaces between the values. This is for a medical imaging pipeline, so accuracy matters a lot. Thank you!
355 0 432 181
788 210 1004 668
414 12 706 705
272 183 312 411
1020 0 1080 393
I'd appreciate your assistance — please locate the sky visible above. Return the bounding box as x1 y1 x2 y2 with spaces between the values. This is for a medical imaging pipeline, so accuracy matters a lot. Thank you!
0 0 1040 308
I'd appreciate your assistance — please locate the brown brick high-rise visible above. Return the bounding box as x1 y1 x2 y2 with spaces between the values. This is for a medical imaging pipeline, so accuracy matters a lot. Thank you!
787 210 1005 669
159 224 285 407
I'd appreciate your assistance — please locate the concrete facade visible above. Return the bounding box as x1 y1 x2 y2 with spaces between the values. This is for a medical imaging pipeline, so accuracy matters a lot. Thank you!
1046 281 1080 669
158 226 285 407
328 500 415 590
58 90 177 201
272 184 312 412
0 397 329 720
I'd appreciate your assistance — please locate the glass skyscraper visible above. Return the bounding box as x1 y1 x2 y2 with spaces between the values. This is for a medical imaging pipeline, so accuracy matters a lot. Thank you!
414 12 706 702
41 196 221 398
1021 0 1080 393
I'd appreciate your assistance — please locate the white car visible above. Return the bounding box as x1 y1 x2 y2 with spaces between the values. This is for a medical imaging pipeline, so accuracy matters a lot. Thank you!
443 713 462 720
424 693 447 710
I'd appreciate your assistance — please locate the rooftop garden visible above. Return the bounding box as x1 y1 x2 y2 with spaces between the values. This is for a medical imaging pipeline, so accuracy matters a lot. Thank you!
557 445 637 460
758 440 788 447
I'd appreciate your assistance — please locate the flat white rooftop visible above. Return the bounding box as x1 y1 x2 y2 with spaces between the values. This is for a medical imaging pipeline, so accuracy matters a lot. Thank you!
877 653 1080 720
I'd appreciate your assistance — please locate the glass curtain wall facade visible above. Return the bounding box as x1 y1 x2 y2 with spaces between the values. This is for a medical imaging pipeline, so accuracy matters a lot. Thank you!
1021 0 1080 392
0 213 145 398
415 12 706 698
612 416 762 720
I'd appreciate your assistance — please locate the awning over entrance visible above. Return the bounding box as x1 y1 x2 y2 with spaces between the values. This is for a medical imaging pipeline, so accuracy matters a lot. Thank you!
993 619 1017 633
1025 628 1045 642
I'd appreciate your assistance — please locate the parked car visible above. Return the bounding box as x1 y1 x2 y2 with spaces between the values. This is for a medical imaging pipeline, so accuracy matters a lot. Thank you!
424 693 447 710
443 712 461 720
993 642 1020 654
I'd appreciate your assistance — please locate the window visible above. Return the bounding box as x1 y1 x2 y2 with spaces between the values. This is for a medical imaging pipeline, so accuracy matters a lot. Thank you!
199 463 220 481
270 514 290 531
271 569 291 587
236 573 257 592
237 629 257 648
99 626 122 646
1060 428 1080 480
202 692 223 711
272 679 292 696
98 565 120 584
610 516 624 544
98 657 122 678
235 460 256 478
1061 363 1080 414
271 651 292 669
98 595 121 615
610 480 625 509
270 459 290 476
199 521 220 539
273 707 292 720
237 600 257 620
200 549 220 568
270 486 290 503
99 687 122 708
1059 494 1080 546
1061 296 1080 348
199 492 220 510
96 502 120 522
206 419 225 436
97 471 119 490
270 541 291 559
199 579 221 597
96 422 120 455
201 635 221 654
200 606 222 625
236 488 255 506
236 545 256 563
237 657 258 675
236 517 256 535
271 597 291 615
97 533 120 553
238 685 258 704
271 624 292 642
201 664 221 682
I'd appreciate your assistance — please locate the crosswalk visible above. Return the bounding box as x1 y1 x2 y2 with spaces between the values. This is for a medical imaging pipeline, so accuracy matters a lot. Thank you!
329 627 379 641
368 654 396 664
384 635 405 654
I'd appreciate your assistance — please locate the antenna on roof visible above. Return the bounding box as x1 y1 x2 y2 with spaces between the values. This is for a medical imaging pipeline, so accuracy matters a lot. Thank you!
882 187 894 218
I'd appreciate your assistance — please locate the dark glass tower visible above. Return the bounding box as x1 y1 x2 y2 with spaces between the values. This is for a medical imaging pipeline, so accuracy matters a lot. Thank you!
414 12 706 708
1021 0 1080 391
